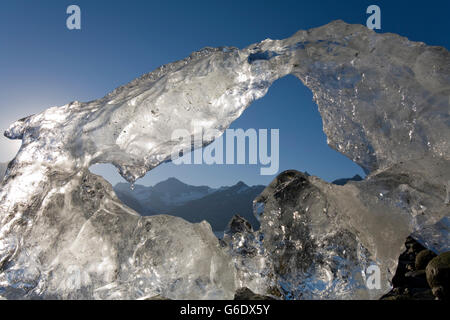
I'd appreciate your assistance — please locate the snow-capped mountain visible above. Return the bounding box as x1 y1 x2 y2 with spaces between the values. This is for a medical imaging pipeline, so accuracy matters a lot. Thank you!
114 177 216 214
114 178 264 231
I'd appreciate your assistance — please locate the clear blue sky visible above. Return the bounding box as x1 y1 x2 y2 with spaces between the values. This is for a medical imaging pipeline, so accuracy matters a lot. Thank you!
1 0 449 187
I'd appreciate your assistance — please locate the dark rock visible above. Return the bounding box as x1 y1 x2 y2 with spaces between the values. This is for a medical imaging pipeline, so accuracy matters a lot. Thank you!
143 295 171 300
382 237 436 300
415 249 437 270
226 215 253 235
406 236 426 255
382 287 435 300
234 287 275 300
222 215 258 256
426 252 450 300
407 287 436 300
404 270 429 288
391 237 426 288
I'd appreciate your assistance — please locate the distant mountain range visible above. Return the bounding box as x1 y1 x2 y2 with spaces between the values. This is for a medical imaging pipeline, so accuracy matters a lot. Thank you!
114 174 364 231
1 158 364 232
1 162 363 231
114 177 265 231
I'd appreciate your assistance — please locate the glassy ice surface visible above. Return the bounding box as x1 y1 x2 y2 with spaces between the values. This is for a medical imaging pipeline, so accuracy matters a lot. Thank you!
412 217 450 254
0 163 6 182
0 21 449 299
226 171 388 299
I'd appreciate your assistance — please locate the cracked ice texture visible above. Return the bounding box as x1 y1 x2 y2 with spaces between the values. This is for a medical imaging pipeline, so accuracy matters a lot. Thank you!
0 20 449 299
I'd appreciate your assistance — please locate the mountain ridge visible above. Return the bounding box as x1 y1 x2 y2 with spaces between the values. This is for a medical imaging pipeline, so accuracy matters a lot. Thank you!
113 177 265 231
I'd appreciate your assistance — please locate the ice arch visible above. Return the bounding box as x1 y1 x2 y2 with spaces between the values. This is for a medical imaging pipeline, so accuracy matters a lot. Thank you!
0 21 448 299
5 21 448 182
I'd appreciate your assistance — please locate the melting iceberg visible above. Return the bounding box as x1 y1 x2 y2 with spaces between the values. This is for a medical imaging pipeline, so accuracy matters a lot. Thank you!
0 20 449 299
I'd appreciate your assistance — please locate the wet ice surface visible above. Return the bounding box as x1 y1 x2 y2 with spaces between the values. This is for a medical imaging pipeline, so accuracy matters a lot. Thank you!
0 21 449 299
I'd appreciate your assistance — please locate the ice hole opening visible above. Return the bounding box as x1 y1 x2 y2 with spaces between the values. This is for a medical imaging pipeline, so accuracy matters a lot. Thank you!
89 75 366 236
